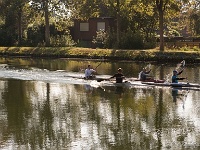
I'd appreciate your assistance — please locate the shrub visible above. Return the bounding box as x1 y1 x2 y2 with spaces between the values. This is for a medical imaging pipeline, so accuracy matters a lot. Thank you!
92 29 108 48
26 25 45 46
92 28 118 49
119 30 144 49
144 37 157 49
50 35 76 47
0 25 18 46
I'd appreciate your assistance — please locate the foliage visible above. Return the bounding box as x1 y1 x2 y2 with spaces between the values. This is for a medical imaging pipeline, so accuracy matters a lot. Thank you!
26 24 45 46
92 30 108 48
144 37 157 49
0 0 74 46
186 0 200 36
50 35 76 47
119 30 144 49
103 28 118 49
26 23 75 47
0 0 198 51
117 28 156 49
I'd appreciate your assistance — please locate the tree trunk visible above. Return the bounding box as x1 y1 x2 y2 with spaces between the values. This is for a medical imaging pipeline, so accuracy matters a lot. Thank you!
18 6 22 46
44 0 50 46
159 10 164 51
156 0 165 51
116 0 120 48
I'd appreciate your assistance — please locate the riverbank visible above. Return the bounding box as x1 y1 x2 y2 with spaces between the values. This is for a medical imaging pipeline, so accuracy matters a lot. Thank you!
0 47 200 62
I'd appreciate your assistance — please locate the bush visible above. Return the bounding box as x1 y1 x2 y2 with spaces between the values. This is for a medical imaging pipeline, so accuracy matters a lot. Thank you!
119 30 144 49
50 35 76 47
0 25 18 46
144 37 157 49
26 24 75 47
92 28 118 49
92 29 108 48
26 25 45 46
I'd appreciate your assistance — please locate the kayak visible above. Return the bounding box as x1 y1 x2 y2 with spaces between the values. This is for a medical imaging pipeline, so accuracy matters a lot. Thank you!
134 79 165 83
64 75 110 82
99 80 154 88
64 74 200 90
171 82 200 88
142 81 200 88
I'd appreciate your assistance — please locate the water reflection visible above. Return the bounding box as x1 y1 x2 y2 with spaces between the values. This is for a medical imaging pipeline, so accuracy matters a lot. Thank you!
115 86 124 96
172 88 185 105
0 58 200 149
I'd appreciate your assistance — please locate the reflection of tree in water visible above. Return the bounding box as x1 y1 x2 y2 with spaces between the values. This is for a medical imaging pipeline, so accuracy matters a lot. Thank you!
85 87 155 149
155 89 163 150
22 83 54 149
1 78 200 149
38 83 55 148
3 80 32 146
87 86 196 149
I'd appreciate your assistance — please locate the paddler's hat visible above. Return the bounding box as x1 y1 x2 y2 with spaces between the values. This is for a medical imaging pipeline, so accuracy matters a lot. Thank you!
118 68 122 71
173 70 177 73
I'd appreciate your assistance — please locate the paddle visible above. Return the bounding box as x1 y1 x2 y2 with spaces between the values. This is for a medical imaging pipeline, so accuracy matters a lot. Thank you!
97 78 111 82
164 60 186 82
79 61 103 73
177 60 185 71
146 63 151 70
180 60 189 83
177 60 188 83
94 61 103 70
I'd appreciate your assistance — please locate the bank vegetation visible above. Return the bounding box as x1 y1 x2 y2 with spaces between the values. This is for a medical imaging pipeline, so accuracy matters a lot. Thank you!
0 47 200 63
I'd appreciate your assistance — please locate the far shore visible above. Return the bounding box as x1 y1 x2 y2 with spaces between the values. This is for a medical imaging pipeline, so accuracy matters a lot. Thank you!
0 47 200 63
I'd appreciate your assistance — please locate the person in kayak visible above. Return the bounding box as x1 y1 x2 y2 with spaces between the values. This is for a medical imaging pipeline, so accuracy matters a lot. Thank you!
84 65 96 79
138 67 152 81
110 68 125 83
171 69 186 83
138 67 165 83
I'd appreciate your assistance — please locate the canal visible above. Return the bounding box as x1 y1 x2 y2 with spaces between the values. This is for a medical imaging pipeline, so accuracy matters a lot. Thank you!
0 57 199 149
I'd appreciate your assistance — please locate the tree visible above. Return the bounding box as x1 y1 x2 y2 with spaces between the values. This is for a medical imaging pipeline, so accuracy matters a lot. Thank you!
30 0 51 46
120 1 157 46
30 0 75 46
0 0 27 46
156 0 165 51
186 0 200 36
43 0 50 46
14 0 26 45
153 0 189 51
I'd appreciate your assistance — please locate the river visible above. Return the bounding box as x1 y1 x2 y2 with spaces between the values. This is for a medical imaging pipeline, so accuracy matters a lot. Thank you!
0 57 199 150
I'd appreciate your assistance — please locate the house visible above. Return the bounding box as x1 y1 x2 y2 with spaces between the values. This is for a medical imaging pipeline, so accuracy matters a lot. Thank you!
71 17 115 48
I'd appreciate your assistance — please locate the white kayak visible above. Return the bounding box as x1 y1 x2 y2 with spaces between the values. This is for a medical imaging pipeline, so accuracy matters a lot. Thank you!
97 80 154 88
142 81 200 88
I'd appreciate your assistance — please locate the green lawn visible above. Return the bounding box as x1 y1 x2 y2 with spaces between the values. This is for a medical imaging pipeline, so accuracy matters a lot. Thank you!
0 47 199 62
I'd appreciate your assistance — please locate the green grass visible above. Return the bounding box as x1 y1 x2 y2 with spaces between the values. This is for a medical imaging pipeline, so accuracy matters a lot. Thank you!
0 46 200 62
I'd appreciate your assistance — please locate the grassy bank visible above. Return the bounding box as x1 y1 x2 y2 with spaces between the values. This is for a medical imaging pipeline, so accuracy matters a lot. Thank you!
0 47 200 62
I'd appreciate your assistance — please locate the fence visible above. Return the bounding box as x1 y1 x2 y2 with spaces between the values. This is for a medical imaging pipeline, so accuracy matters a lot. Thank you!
164 42 200 48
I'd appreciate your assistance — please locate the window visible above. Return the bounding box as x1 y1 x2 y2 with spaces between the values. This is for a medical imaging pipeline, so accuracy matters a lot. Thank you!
80 23 89 31
97 22 105 31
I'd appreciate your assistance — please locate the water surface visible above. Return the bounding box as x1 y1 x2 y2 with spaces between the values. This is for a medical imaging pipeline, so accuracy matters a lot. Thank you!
0 57 200 149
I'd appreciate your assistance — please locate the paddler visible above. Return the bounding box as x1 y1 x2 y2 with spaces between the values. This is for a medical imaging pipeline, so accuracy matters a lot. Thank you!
172 69 186 83
84 65 96 79
110 68 125 83
138 67 152 81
